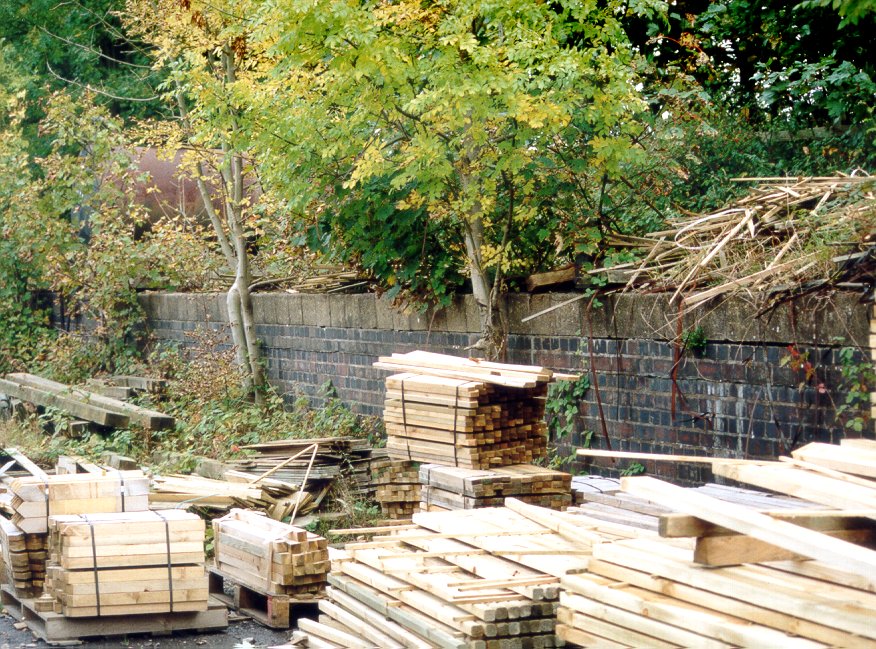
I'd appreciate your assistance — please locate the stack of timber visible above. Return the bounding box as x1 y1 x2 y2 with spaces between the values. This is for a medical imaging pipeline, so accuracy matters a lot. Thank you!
376 352 554 469
150 473 317 519
9 471 149 534
0 373 174 430
1 470 150 597
0 517 46 597
371 459 420 519
213 508 329 597
419 464 572 512
230 437 377 498
43 510 208 617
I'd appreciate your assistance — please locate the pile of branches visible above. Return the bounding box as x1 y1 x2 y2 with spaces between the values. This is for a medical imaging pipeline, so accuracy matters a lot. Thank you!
594 173 875 311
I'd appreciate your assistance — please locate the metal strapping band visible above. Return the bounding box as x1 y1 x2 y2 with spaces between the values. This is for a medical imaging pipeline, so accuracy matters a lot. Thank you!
452 386 459 466
41 478 50 523
154 511 174 613
85 515 101 617
116 470 126 512
400 380 412 462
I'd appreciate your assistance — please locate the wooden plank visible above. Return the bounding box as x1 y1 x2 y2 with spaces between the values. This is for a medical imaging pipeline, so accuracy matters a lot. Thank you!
328 587 433 649
693 528 876 566
586 558 875 648
560 588 733 648
578 448 753 464
298 617 373 648
2 448 49 480
525 264 576 292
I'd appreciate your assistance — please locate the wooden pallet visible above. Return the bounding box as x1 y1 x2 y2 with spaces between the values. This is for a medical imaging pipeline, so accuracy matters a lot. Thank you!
0 584 227 646
208 568 320 629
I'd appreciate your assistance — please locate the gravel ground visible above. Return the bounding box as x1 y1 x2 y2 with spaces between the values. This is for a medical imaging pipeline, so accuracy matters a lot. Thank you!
0 610 296 648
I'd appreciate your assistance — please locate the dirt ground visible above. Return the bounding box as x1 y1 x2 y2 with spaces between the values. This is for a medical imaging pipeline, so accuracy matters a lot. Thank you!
0 612 295 648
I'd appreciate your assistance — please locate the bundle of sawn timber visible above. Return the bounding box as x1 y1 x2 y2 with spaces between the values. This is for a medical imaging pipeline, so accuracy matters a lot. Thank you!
375 352 553 469
371 459 420 519
419 463 572 512
213 508 329 597
44 510 208 617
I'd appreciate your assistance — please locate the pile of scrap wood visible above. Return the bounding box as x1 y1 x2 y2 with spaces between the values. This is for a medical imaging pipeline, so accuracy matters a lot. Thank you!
44 510 208 617
419 463 572 512
375 351 553 468
0 373 173 431
149 473 316 520
371 459 420 519
230 437 377 499
213 509 329 597
589 174 875 309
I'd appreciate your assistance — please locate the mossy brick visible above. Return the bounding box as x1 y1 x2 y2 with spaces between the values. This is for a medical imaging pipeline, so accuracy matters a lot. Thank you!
283 294 304 325
350 294 378 329
505 294 531 334
301 294 331 326
375 296 397 330
520 294 557 336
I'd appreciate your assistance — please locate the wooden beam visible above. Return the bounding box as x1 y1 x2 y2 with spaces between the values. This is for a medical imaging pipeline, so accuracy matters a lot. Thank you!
623 476 876 583
660 509 876 537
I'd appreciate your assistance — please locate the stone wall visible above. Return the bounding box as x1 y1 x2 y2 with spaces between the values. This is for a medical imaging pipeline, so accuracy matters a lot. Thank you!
139 290 873 485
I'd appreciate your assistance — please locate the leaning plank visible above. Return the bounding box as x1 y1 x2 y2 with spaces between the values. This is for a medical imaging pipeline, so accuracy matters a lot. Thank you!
712 462 876 513
693 528 876 566
622 476 876 584
0 378 129 428
2 448 49 480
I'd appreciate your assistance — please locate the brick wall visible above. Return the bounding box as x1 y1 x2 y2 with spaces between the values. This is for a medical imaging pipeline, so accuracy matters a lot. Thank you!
139 291 874 485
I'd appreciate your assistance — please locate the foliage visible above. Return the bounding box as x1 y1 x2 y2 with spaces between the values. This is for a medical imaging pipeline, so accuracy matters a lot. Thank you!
681 326 707 355
625 1 876 170
620 461 646 476
0 88 216 380
142 330 379 471
545 375 592 442
835 346 875 433
0 0 164 154
247 0 663 347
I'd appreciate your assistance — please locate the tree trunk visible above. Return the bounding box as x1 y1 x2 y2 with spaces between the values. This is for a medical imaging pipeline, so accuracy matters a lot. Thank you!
462 217 503 359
